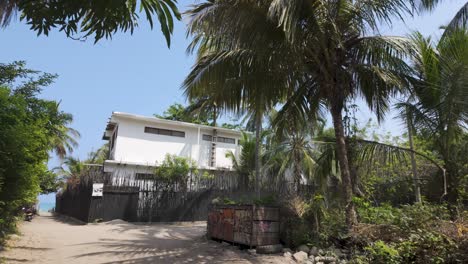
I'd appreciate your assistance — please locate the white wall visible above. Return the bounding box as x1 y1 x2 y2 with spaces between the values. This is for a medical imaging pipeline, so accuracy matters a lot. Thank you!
109 116 241 169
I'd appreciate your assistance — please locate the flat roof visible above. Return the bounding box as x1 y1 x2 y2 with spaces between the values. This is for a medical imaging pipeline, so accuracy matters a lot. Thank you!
104 111 244 136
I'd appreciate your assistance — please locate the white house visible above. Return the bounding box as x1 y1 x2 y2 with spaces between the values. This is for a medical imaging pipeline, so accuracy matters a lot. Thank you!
102 112 243 179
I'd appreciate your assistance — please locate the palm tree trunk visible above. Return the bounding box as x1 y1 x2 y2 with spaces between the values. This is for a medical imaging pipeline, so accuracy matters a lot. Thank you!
407 117 422 203
254 111 262 197
330 103 358 230
213 106 217 127
444 125 459 219
294 152 301 192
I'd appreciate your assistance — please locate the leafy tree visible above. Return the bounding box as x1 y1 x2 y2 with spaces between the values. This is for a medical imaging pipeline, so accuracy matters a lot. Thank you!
226 132 256 189
48 104 80 159
0 61 77 239
0 0 180 46
398 29 468 216
154 154 198 192
155 103 211 125
184 96 220 126
184 0 421 230
54 156 87 179
268 111 317 191
184 1 291 195
39 171 62 194
87 143 110 164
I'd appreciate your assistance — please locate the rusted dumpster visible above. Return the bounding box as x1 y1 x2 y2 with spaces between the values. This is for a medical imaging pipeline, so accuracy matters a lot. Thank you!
207 204 280 246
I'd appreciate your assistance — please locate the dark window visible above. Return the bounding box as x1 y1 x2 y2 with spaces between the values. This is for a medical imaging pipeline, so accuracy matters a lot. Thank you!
202 134 235 144
135 173 155 180
218 137 236 144
202 134 213 141
144 127 185 138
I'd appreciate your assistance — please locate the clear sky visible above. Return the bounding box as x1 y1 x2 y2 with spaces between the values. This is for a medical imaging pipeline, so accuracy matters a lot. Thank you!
1 0 466 171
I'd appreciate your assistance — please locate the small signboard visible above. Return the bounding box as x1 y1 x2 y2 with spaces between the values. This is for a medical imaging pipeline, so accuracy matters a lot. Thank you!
92 183 104 197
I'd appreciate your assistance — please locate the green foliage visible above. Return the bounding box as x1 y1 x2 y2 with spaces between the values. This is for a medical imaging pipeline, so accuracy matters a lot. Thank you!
200 171 215 181
226 132 256 188
349 203 466 263
0 0 181 46
0 61 77 242
39 171 63 194
155 102 239 127
155 103 207 124
364 240 401 264
87 143 109 165
354 198 402 225
154 154 197 189
397 231 457 264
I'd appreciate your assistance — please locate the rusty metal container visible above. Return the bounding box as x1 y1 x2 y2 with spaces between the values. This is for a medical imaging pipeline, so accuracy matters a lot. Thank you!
207 204 280 246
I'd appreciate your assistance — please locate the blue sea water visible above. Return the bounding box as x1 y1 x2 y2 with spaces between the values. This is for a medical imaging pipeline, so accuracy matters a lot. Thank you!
38 193 56 212
39 202 55 212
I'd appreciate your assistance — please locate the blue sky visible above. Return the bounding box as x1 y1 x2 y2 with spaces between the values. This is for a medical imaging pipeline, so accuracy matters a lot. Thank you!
1 0 466 173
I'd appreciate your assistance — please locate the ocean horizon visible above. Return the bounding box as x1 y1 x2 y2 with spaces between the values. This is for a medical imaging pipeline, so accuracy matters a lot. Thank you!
39 202 55 212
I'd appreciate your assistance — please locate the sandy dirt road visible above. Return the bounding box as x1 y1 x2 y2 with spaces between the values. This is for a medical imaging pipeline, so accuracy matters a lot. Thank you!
0 214 293 264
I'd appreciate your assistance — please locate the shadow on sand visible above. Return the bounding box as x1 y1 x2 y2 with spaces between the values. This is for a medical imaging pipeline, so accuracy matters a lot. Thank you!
70 222 265 264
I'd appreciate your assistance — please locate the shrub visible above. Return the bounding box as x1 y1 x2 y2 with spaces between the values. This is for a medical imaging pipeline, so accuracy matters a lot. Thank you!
397 230 458 263
364 240 401 264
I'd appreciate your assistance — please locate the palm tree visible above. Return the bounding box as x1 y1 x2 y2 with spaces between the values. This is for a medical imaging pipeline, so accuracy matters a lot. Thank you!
419 1 468 35
268 107 318 192
226 132 256 189
48 103 80 160
54 156 87 187
0 0 180 46
87 143 110 164
184 1 292 195
185 0 417 229
402 29 468 216
184 96 221 127
395 97 423 203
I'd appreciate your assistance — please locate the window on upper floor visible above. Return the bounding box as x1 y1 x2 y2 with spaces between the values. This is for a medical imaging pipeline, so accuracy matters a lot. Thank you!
144 126 185 138
218 136 236 144
202 134 213 141
202 134 236 144
135 173 155 180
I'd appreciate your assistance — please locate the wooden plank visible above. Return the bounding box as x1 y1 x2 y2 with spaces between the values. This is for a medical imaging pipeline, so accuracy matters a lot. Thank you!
233 231 251 245
234 209 252 234
251 232 280 246
252 207 279 221
252 221 279 233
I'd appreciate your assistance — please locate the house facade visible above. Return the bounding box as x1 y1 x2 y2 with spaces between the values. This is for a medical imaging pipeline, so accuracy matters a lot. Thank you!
102 112 242 178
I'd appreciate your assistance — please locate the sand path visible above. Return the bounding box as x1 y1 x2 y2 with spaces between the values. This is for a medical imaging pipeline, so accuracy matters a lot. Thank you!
0 213 293 264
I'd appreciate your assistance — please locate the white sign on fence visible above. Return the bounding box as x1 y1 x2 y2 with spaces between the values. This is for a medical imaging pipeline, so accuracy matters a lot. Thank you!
92 183 104 197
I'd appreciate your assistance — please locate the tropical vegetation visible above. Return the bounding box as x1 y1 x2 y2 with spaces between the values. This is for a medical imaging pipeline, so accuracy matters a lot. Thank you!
183 0 468 262
1 0 467 262
0 0 181 45
0 61 78 243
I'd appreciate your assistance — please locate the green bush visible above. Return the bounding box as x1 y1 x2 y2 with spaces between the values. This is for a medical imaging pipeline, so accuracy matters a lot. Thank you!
364 240 401 264
350 202 465 263
397 231 458 264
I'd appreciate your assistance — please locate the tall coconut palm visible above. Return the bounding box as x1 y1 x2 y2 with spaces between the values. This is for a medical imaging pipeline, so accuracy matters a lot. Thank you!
184 1 294 195
185 0 418 229
54 156 87 188
184 96 220 127
47 103 80 160
268 105 320 192
395 97 423 203
226 132 257 189
402 29 468 216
